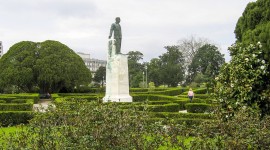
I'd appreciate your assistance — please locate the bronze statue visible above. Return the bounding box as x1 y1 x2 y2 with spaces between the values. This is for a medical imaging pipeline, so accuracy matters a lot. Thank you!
109 17 122 54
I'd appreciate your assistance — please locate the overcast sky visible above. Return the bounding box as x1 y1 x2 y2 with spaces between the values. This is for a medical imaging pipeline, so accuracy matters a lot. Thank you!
0 0 255 62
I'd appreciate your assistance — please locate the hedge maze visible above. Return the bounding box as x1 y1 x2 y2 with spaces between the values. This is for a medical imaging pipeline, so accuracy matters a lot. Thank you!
54 87 217 125
0 88 216 127
0 94 38 126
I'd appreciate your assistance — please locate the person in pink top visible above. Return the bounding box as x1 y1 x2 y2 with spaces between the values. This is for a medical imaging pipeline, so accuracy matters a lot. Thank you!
188 88 194 102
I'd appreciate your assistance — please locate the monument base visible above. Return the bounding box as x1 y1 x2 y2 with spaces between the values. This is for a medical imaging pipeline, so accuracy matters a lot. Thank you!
103 95 132 102
103 52 132 103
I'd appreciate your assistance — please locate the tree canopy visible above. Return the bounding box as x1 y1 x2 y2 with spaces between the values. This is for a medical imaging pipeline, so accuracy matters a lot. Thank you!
216 0 270 117
0 40 92 93
127 51 144 88
234 0 270 60
159 46 185 87
187 44 225 84
93 66 106 87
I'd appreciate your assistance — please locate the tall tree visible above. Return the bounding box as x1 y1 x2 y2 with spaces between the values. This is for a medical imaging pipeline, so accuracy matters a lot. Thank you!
216 0 270 117
177 35 209 71
0 40 92 93
187 44 225 84
127 51 144 88
148 58 162 87
93 66 106 87
159 46 185 87
234 0 270 60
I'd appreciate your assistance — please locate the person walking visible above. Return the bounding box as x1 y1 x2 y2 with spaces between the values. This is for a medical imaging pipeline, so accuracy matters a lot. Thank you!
188 88 194 102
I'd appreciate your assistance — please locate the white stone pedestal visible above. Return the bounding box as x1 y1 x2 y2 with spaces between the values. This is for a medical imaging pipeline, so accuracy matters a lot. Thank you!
103 40 132 102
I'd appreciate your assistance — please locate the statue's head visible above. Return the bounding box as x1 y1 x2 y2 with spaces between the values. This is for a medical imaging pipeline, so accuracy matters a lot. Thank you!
115 17 121 23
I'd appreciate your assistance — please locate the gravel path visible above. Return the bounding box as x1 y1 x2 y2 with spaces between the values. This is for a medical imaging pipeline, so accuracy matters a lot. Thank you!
33 99 53 112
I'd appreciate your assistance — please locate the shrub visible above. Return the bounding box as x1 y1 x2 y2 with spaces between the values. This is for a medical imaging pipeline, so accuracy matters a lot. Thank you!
0 101 168 149
174 100 189 110
190 107 270 149
0 103 33 111
186 103 212 113
149 103 179 112
132 94 179 102
0 100 6 103
147 101 171 105
10 99 27 103
150 88 188 96
149 112 214 120
0 111 34 126
130 88 148 93
193 88 207 94
0 97 16 103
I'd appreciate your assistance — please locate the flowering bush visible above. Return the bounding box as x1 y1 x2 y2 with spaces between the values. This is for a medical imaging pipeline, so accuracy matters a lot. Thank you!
215 42 270 118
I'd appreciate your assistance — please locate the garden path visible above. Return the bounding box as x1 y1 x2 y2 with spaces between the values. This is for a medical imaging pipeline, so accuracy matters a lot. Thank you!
33 99 53 112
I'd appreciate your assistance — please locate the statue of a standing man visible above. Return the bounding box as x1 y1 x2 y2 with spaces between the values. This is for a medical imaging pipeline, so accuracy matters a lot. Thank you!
109 17 122 54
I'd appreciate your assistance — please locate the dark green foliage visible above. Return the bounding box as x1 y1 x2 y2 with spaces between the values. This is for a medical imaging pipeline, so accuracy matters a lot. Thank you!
73 87 105 93
193 88 208 94
147 101 171 105
0 111 33 127
0 103 33 111
149 103 179 112
0 101 161 149
93 66 106 87
148 58 163 86
174 100 189 110
131 94 178 102
234 0 270 60
216 43 270 117
187 44 225 84
150 88 186 96
0 40 92 93
0 100 6 103
10 99 27 103
159 46 185 87
127 51 144 88
190 107 270 149
0 97 16 103
0 94 38 104
186 103 212 113
130 88 149 93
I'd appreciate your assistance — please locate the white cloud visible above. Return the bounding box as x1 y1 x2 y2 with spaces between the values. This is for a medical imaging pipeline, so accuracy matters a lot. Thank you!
0 0 256 61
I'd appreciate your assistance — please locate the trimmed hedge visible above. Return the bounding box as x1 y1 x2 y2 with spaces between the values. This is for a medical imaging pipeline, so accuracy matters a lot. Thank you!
148 103 179 112
0 100 6 103
130 88 148 93
10 99 27 103
174 100 189 110
116 102 180 112
193 88 208 94
150 88 188 96
147 101 171 105
74 87 105 93
0 97 17 103
0 103 33 111
0 94 39 104
132 94 178 102
0 111 34 127
186 103 212 113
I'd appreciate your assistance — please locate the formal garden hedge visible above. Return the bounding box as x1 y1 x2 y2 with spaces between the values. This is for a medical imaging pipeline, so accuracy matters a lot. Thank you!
0 94 37 126
186 103 212 113
0 111 34 126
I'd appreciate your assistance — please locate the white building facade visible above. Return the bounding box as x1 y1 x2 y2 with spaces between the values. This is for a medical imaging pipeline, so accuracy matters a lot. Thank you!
77 52 106 76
